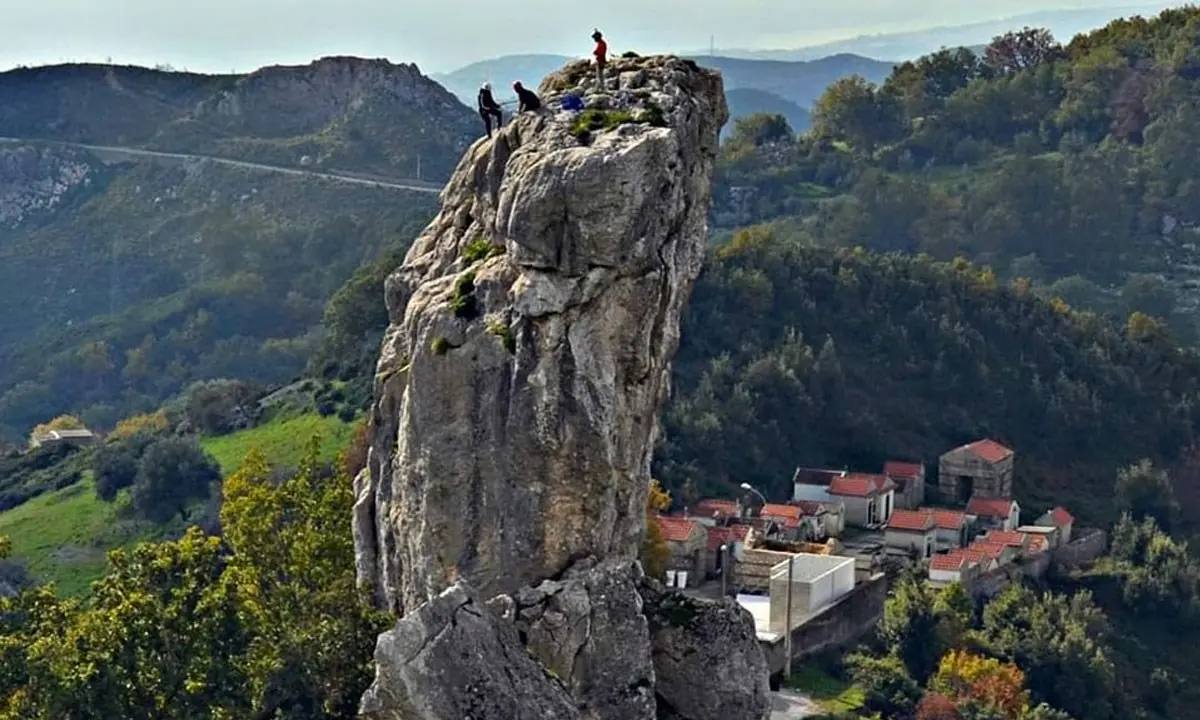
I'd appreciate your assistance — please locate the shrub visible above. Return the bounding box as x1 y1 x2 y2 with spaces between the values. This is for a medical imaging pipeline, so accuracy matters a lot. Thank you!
486 318 517 354
131 437 222 522
462 237 505 263
431 337 451 355
449 272 479 320
94 443 140 502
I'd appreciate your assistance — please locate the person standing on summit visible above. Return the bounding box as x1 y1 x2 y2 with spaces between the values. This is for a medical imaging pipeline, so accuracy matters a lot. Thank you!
477 82 503 137
592 29 608 84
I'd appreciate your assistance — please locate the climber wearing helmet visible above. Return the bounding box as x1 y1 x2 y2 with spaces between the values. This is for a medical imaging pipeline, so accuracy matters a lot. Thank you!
512 81 542 113
477 82 503 137
592 29 608 85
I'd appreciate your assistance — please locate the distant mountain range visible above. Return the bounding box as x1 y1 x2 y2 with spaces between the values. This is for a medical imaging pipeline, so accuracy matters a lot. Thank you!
696 3 1186 61
432 53 893 138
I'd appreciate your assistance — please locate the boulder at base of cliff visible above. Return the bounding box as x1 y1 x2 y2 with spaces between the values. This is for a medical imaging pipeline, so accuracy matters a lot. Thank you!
641 580 772 720
514 559 656 720
359 583 582 720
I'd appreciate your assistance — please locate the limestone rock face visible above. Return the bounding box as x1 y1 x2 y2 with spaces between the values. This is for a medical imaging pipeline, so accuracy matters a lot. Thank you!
514 560 656 720
355 54 746 719
353 53 727 614
641 581 772 720
359 583 582 720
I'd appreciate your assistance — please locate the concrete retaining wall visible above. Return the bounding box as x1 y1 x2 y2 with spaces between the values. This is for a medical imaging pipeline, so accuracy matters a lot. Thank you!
1053 528 1107 568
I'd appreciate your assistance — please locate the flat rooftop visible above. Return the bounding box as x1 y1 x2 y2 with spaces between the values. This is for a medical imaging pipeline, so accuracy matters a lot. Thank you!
735 594 780 642
769 552 855 582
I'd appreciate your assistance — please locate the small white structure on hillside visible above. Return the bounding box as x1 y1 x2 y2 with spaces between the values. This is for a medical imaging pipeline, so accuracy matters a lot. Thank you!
767 553 856 634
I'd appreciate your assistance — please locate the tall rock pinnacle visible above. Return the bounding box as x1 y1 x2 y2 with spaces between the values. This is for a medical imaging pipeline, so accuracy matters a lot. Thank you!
355 55 768 720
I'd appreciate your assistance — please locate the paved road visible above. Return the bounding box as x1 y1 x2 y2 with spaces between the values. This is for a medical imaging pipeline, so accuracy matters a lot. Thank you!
771 690 822 719
0 136 444 194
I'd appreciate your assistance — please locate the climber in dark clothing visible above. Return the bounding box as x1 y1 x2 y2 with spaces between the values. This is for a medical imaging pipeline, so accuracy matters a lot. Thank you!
513 81 542 113
477 82 503 136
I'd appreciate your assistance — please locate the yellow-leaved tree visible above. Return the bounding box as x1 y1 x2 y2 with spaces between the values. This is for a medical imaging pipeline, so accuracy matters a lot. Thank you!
928 649 1030 720
28 415 85 445
640 478 672 581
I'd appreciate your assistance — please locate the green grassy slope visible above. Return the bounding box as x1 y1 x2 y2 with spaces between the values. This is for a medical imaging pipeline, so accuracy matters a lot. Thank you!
0 413 354 595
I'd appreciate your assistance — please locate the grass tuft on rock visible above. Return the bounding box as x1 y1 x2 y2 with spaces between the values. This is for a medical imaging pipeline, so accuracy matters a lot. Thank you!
486 317 517 354
462 237 505 264
430 336 451 355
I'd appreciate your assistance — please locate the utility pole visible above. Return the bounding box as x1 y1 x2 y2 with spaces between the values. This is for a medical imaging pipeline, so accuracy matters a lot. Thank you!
719 544 728 598
784 555 794 680
710 35 715 57
416 154 421 180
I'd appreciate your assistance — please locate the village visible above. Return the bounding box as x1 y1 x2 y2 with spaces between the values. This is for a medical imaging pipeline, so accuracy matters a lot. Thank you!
651 438 1107 682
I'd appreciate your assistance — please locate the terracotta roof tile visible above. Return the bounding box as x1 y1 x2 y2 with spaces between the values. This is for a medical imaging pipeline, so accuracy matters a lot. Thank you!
983 530 1026 547
956 547 995 565
1048 507 1074 527
884 461 923 479
760 503 802 521
792 467 846 487
888 509 935 531
927 509 967 530
962 439 1014 463
707 526 740 552
726 524 751 541
966 496 1017 518
655 515 702 543
792 501 829 515
828 473 895 497
694 499 741 519
930 553 970 571
970 542 1008 560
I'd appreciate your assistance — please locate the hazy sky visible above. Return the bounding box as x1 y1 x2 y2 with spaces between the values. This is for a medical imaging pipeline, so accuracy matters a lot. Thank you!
0 0 1175 74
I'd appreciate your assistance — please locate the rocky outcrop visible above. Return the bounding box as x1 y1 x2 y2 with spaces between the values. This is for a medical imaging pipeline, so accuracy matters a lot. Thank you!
0 145 93 226
355 54 753 719
359 583 582 720
641 581 771 720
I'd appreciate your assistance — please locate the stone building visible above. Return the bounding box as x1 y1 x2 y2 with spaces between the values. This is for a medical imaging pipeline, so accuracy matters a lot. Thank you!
937 439 1014 504
655 515 707 577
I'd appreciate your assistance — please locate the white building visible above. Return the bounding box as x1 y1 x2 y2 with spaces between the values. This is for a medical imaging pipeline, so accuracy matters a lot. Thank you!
767 553 857 634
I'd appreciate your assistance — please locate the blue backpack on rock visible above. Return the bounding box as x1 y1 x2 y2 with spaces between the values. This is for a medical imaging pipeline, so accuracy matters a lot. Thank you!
561 94 584 112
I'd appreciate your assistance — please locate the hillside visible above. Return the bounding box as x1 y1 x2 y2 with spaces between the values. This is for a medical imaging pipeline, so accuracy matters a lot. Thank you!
723 89 811 138
713 5 1200 343
0 57 482 442
705 3 1186 61
0 57 478 181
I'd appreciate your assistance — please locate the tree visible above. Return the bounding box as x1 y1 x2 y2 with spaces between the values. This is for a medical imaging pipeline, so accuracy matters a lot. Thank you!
1114 459 1179 532
640 479 672 581
93 443 140 502
181 379 261 436
219 439 389 718
728 113 794 148
930 650 1031 720
108 411 169 442
984 28 1064 75
917 693 963 720
847 652 923 717
879 574 947 683
131 438 222 522
811 75 904 150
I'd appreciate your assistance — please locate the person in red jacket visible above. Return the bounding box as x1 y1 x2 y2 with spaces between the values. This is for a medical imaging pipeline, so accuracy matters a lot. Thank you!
592 29 608 85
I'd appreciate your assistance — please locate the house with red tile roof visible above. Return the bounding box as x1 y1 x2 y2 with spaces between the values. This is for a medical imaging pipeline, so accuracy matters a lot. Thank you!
928 549 983 586
828 473 896 528
692 498 743 526
705 524 750 578
884 509 937 558
758 503 823 542
792 467 895 529
1036 506 1075 544
654 515 706 577
981 530 1029 551
920 508 969 550
966 496 1021 532
938 438 1015 504
884 460 927 509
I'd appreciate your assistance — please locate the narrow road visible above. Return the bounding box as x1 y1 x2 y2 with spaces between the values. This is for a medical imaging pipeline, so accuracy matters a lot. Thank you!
770 690 822 719
0 137 445 194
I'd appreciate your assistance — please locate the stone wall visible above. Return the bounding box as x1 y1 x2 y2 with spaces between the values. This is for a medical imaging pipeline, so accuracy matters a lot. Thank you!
761 573 888 675
1053 528 1107 568
963 529 1107 599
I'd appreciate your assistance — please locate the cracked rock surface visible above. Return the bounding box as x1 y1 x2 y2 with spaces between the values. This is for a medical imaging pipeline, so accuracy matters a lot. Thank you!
354 54 764 720
641 581 772 720
359 583 581 720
